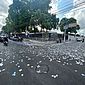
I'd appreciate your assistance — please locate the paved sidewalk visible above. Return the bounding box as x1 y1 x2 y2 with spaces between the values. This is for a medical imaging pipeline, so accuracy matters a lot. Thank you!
23 39 56 46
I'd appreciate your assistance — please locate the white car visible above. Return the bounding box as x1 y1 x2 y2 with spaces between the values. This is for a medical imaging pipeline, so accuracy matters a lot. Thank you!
76 37 84 42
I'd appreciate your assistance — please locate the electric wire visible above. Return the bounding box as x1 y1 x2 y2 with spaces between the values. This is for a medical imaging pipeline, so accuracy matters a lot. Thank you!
56 1 85 15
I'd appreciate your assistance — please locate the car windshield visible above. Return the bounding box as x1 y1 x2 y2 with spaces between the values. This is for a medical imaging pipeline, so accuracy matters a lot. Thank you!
0 0 85 85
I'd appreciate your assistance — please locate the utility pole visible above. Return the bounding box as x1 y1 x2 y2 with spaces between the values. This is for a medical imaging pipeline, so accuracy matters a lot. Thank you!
25 26 28 38
64 29 66 42
64 25 68 42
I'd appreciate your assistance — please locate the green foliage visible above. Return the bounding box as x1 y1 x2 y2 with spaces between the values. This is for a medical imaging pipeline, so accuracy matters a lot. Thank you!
28 0 51 12
3 0 53 33
51 15 59 29
4 0 77 34
60 18 68 31
60 17 80 33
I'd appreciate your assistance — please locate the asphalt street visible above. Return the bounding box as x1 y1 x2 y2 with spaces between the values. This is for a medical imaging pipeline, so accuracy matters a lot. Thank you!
0 40 85 85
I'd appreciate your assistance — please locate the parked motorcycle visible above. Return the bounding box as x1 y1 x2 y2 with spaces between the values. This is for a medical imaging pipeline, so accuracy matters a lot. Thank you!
3 41 8 46
3 37 8 46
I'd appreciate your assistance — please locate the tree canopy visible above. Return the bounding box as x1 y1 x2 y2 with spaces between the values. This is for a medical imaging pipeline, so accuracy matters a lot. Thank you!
60 17 80 34
2 0 80 34
3 0 55 33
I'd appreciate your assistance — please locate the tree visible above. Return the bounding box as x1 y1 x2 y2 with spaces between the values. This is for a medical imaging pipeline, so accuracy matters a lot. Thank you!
60 17 80 34
28 0 51 12
3 0 52 33
8 0 31 32
60 17 68 32
2 16 14 33
51 14 59 29
28 0 52 32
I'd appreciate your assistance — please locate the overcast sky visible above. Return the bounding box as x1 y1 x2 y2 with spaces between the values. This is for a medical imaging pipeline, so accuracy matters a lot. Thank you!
64 0 85 35
0 0 85 35
0 0 12 31
55 0 85 35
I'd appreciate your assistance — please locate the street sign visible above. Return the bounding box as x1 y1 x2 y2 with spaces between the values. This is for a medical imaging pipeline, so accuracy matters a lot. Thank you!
64 23 77 29
69 23 77 28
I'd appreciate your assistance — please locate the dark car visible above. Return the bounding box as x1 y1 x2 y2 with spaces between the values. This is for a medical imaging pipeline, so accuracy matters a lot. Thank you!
10 36 23 42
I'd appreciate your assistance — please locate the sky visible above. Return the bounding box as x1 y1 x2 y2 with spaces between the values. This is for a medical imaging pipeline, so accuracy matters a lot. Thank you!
0 0 12 31
51 0 85 35
65 0 85 35
0 0 85 35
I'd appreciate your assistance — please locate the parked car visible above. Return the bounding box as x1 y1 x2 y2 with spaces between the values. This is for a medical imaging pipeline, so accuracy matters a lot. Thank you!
76 37 84 42
10 36 23 42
